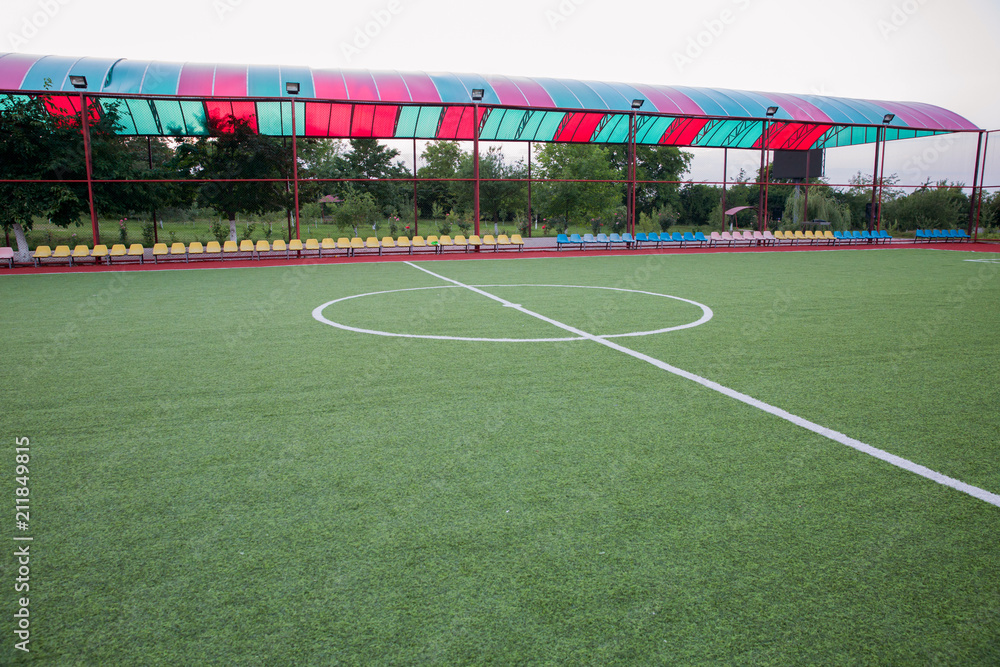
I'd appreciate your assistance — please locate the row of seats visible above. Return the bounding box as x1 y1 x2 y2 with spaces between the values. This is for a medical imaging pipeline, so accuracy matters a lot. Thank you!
556 229 895 250
915 229 971 242
29 233 526 266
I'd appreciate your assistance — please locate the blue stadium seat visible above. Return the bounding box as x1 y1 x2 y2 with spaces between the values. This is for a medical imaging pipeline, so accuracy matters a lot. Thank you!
878 230 892 244
694 231 708 245
683 232 697 245
634 232 648 247
556 233 570 250
647 232 661 247
621 232 635 247
672 232 685 245
609 233 626 248
834 230 848 244
569 233 584 249
851 231 864 242
596 233 611 248
956 229 971 240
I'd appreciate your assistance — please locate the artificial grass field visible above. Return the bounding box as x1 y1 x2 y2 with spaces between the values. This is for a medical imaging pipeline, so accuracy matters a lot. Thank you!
2 248 999 665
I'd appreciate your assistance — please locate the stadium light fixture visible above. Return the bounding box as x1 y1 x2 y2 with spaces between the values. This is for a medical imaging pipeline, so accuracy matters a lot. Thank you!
766 106 778 117
471 88 484 101
883 113 895 124
69 75 87 89
631 99 644 109
286 82 300 95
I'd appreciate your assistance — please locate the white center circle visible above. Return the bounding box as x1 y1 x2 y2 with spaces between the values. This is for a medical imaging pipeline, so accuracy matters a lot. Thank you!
312 284 713 342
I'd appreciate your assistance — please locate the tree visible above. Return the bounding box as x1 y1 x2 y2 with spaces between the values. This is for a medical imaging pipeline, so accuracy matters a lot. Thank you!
605 145 691 214
0 89 148 255
340 138 411 216
679 183 721 226
883 181 969 231
417 140 463 217
453 146 526 224
534 143 621 226
170 115 291 242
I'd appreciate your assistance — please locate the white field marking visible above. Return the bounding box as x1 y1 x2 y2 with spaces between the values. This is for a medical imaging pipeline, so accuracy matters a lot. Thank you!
964 258 1000 263
405 261 1000 509
312 283 712 342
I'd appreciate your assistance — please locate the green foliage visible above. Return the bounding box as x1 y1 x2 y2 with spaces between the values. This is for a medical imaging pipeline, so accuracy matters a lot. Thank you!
211 220 229 245
118 218 129 244
334 191 379 234
781 185 852 230
535 144 621 225
453 147 527 223
656 204 679 232
141 222 155 247
883 181 968 230
679 183 721 226
239 223 257 242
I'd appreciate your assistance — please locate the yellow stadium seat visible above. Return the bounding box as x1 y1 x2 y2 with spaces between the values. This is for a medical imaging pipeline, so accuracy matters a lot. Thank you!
152 243 169 263
321 237 337 254
238 240 255 256
52 245 72 264
480 235 495 250
794 231 807 242
32 245 52 266
127 244 145 263
170 242 188 261
287 239 303 257
365 237 381 254
425 235 439 249
222 240 239 259
187 242 204 257
335 238 352 256
271 239 287 257
468 234 482 248
255 240 270 258
396 236 411 253
205 241 222 257
381 237 396 252
824 231 836 243
510 234 524 250
453 234 468 248
496 234 512 251
108 244 126 263
411 235 426 248
804 230 816 241
437 235 454 253
71 245 91 264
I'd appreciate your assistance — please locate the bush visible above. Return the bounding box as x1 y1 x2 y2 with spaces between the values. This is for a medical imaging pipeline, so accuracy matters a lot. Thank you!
141 222 155 247
211 221 228 245
239 223 257 242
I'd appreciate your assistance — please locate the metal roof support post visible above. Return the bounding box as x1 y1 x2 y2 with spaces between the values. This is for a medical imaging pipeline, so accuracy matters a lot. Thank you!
630 111 638 237
721 148 728 232
473 102 481 243
290 99 301 240
762 120 771 232
869 125 882 234
149 136 158 245
877 127 889 233
802 150 811 230
968 131 984 237
80 92 99 246
758 119 767 231
413 138 419 236
974 132 989 242
527 141 532 238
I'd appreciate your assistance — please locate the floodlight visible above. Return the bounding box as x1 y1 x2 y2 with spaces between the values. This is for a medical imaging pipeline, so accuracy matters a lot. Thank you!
631 99 644 109
69 75 87 89
766 106 779 117
471 88 484 101
286 82 300 95
883 113 895 124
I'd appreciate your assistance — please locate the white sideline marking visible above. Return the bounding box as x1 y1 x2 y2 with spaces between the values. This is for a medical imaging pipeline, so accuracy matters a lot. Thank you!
405 261 1000 509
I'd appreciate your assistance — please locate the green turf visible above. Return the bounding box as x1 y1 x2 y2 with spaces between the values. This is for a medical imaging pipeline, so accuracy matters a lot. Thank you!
2 249 999 665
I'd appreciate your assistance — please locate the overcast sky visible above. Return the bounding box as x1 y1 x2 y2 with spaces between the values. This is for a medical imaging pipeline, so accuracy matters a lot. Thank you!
4 0 998 187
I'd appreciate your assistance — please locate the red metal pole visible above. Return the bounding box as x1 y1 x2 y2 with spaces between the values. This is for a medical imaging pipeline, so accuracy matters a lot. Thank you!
758 119 766 231
762 118 771 232
413 137 418 236
149 136 158 245
80 92 99 246
968 131 983 236
869 125 881 233
473 103 480 239
974 132 989 242
802 150 811 229
527 141 532 238
877 126 888 232
291 99 301 240
630 111 637 236
721 147 728 232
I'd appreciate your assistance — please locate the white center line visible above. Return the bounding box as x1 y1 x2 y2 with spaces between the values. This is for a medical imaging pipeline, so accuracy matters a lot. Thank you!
405 261 1000 509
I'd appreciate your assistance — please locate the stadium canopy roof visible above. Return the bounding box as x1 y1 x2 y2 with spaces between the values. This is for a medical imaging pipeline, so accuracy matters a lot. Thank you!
0 53 980 151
